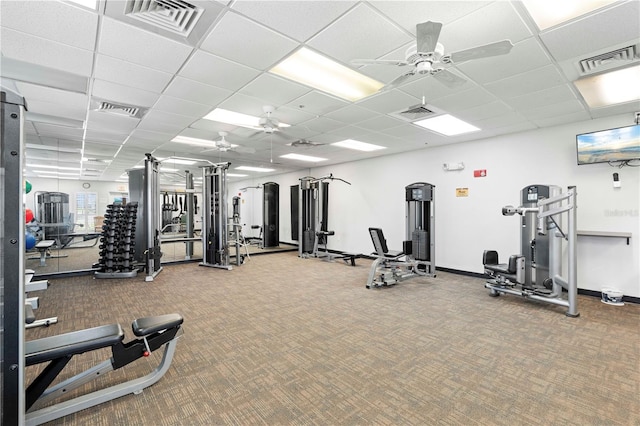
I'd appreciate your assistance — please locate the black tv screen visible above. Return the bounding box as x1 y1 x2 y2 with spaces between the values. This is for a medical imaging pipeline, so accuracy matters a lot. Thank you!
577 124 640 165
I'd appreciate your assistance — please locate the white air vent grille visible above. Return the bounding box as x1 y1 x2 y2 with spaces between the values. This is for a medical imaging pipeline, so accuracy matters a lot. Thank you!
579 44 639 74
96 101 147 119
124 0 204 37
399 104 436 120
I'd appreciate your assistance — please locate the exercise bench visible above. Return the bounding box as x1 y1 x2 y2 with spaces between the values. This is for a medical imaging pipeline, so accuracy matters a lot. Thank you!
29 240 67 267
25 313 183 425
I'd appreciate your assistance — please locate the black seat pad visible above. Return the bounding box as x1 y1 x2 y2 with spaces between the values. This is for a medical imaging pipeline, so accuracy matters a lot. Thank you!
132 313 183 337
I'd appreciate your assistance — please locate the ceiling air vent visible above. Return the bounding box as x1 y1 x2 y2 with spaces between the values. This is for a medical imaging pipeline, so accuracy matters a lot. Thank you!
124 0 204 37
389 103 439 123
579 44 639 75
96 101 147 119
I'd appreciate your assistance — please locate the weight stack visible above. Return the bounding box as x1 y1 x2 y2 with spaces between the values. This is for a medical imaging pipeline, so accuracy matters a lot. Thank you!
412 230 430 261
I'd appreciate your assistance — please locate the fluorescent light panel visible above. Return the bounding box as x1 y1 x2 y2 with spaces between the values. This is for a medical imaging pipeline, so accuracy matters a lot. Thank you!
574 65 640 108
161 157 198 165
414 114 480 136
269 47 384 102
236 166 275 172
32 170 81 176
331 139 386 152
203 108 289 129
171 135 214 147
26 164 80 171
280 153 327 162
521 0 618 30
226 173 249 177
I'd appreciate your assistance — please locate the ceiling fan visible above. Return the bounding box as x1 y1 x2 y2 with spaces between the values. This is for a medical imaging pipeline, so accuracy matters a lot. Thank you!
201 132 255 154
287 139 325 148
352 21 513 91
248 105 289 138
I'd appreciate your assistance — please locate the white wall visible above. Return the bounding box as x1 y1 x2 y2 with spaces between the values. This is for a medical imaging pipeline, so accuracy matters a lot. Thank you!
231 113 640 297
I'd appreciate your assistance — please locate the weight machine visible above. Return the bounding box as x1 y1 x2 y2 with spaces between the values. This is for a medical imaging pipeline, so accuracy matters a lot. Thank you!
128 154 163 281
367 182 436 288
483 185 579 317
297 174 351 261
200 162 233 270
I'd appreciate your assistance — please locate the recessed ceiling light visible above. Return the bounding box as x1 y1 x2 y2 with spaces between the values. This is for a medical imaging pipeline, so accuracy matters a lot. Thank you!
269 47 384 102
171 135 214 147
574 65 640 108
521 0 618 30
414 114 480 136
160 157 198 165
236 166 275 172
26 164 81 171
203 108 289 130
331 139 386 152
227 173 249 177
280 153 328 162
160 167 179 172
32 170 81 176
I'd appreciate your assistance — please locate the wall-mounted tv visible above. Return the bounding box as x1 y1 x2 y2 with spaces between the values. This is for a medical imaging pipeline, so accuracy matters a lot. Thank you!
576 124 640 165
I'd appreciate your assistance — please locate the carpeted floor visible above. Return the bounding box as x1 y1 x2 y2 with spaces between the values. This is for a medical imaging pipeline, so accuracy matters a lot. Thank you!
25 251 640 425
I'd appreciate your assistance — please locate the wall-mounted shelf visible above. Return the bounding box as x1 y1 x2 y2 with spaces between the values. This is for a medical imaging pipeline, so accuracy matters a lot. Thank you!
577 230 632 245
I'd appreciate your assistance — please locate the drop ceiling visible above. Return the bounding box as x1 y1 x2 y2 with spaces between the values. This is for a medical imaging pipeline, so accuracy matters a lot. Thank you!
1 0 639 185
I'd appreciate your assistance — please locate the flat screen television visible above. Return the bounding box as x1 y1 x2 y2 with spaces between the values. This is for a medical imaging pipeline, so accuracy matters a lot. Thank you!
576 124 640 165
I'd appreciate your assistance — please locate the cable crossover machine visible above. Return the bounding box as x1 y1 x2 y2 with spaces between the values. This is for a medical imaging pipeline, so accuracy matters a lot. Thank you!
367 182 436 288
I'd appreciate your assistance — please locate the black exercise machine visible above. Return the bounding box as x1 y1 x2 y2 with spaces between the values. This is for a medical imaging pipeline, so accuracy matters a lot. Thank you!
25 313 183 425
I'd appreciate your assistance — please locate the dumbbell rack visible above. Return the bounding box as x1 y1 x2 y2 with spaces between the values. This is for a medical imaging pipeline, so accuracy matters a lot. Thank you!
95 202 138 279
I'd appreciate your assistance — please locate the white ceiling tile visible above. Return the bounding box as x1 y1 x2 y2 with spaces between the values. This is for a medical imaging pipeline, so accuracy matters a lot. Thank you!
398 71 468 101
504 85 578 111
456 101 514 123
94 55 173 94
32 123 84 140
531 111 592 128
137 110 196 133
308 3 413 65
456 37 552 84
430 86 497 113
521 100 587 121
232 1 356 42
539 1 640 62
86 110 140 134
98 17 193 74
0 27 94 76
370 1 491 32
218 93 275 118
85 129 129 144
200 12 298 70
14 82 88 109
283 92 349 118
0 1 98 51
356 90 421 114
26 99 86 121
589 100 640 119
84 143 120 156
380 123 437 143
92 79 160 108
440 2 532 53
355 115 405 132
239 74 311 107
324 105 377 124
484 65 567 99
152 95 213 118
179 50 261 90
474 111 528 129
128 129 177 143
300 117 347 133
163 77 232 105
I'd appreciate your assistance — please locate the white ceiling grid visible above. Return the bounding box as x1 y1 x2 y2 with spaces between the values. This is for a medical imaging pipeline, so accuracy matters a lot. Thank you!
0 0 638 184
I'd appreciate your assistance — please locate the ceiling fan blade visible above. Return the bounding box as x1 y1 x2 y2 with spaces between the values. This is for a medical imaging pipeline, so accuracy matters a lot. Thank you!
433 70 467 88
351 58 409 67
416 21 442 54
382 70 417 91
450 40 513 63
